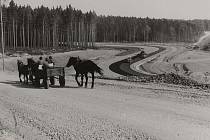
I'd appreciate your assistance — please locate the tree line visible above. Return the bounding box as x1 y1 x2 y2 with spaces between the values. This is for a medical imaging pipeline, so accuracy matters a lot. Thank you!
1 0 97 51
0 0 208 52
96 16 205 43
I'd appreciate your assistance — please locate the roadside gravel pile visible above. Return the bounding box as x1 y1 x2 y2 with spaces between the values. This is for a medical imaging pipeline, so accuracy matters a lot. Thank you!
120 73 210 90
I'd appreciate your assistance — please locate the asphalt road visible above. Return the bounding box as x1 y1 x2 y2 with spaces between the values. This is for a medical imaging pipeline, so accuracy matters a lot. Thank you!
109 45 165 76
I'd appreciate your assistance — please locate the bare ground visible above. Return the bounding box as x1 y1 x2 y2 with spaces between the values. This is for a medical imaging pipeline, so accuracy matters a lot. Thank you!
1 72 210 140
0 43 210 140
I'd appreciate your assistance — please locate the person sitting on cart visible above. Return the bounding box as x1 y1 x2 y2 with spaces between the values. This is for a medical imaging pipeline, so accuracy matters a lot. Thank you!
44 57 50 67
38 56 44 70
37 56 47 86
46 56 55 85
48 56 54 68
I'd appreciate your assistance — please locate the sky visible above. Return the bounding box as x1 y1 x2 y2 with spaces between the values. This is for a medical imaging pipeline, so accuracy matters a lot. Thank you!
8 0 210 20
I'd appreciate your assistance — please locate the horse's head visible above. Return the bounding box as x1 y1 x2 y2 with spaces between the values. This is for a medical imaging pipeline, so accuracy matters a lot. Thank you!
66 57 80 67
17 60 23 66
27 58 39 70
27 58 35 66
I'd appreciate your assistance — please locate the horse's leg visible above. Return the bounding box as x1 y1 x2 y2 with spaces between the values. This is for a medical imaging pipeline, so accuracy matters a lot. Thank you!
91 72 94 89
80 74 83 86
24 74 27 83
75 73 81 86
85 73 88 88
19 73 22 83
23 74 25 83
29 74 34 83
26 74 29 84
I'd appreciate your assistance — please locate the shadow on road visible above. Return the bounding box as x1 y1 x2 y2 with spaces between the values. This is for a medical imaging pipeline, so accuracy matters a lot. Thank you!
0 80 40 89
50 85 79 89
0 80 79 89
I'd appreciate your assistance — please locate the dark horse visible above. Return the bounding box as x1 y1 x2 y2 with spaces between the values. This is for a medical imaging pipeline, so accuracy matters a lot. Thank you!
66 57 103 88
27 58 39 85
17 60 29 84
27 58 47 87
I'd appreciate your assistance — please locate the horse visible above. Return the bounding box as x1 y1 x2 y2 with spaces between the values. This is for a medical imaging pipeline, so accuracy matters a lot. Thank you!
27 58 38 83
17 60 29 84
27 58 47 87
66 57 103 88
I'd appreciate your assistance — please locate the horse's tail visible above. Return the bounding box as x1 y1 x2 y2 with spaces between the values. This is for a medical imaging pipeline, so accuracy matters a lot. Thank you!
94 64 103 75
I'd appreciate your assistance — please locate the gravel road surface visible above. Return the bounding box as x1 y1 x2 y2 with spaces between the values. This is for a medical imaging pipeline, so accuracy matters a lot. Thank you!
0 72 210 140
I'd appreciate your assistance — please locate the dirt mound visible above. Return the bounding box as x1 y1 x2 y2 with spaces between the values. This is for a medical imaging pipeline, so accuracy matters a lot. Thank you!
121 73 210 90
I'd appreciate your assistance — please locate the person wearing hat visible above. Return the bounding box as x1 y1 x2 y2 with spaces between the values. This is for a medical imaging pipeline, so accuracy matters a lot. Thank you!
38 56 44 70
48 56 54 68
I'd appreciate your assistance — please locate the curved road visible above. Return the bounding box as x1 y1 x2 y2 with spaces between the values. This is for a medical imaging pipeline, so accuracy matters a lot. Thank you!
130 45 178 75
133 45 178 75
109 45 168 76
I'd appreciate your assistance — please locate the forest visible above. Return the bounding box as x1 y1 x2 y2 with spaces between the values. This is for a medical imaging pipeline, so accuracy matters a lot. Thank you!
2 0 97 51
96 16 205 42
0 0 208 51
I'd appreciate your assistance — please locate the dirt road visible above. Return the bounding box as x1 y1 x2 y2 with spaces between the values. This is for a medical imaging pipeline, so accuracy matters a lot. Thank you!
130 45 174 75
0 72 210 140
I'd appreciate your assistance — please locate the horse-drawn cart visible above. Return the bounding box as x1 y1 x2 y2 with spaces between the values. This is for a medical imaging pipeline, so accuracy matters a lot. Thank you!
28 66 65 89
27 58 65 89
45 67 65 89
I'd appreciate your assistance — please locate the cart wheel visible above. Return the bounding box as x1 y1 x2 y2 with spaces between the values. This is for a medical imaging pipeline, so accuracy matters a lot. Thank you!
35 78 40 87
59 76 65 87
50 76 55 85
44 79 49 89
